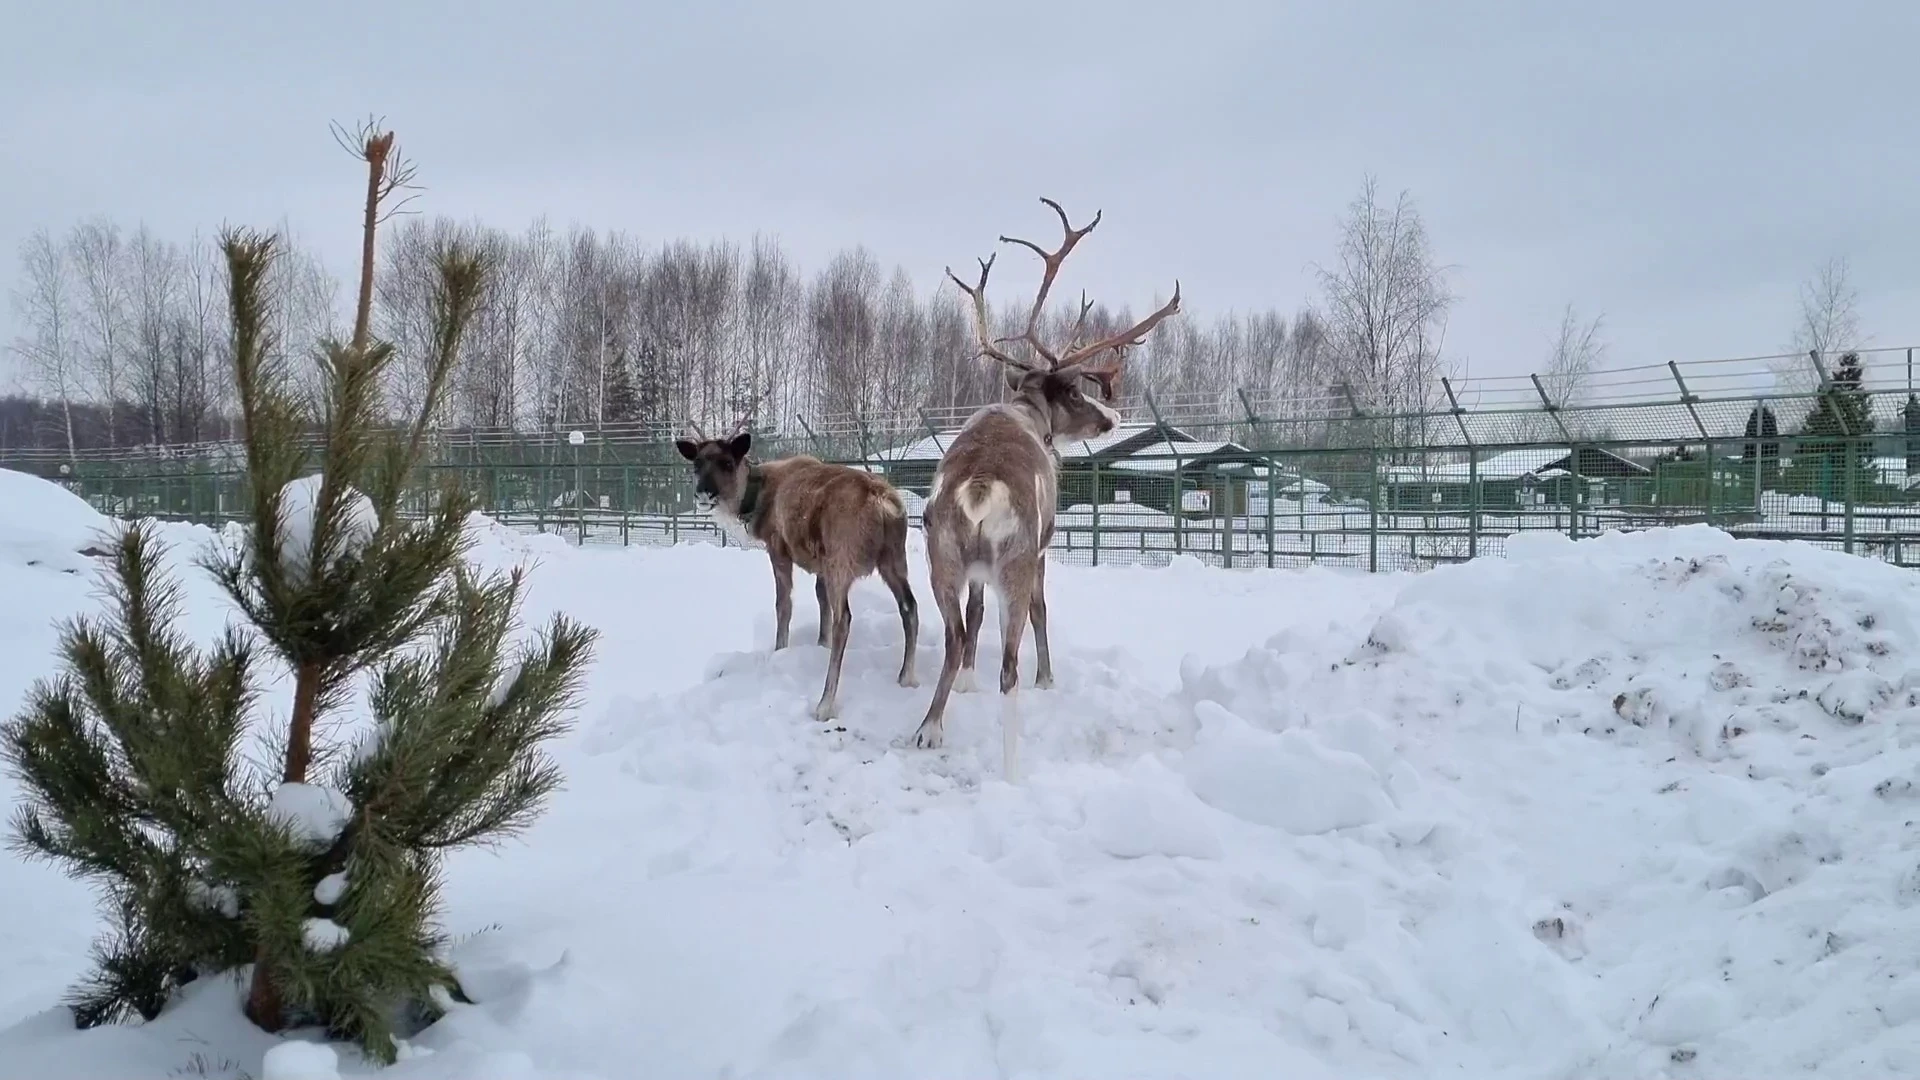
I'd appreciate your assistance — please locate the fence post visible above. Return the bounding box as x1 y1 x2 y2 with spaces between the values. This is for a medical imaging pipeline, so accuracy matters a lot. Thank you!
1238 388 1276 569
1468 450 1480 559
1091 459 1102 567
1569 444 1583 540
1845 434 1858 554
1368 443 1380 573
1442 377 1477 559
1220 473 1233 569
622 466 631 547
1705 439 1715 529
1145 389 1186 561
1265 453 1276 568
797 414 825 459
572 435 585 546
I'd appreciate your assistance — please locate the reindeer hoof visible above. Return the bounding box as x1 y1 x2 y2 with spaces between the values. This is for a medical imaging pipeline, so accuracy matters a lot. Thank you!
911 721 944 749
812 700 840 723
953 668 978 694
898 671 921 689
1035 673 1054 690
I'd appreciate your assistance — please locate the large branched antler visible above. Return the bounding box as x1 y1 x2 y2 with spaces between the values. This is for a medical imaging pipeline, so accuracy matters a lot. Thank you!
1055 284 1181 370
946 197 1181 388
995 198 1101 368
944 254 1038 372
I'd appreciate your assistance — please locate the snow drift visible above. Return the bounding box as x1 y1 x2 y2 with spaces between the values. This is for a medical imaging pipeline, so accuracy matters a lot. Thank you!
0 466 1914 1079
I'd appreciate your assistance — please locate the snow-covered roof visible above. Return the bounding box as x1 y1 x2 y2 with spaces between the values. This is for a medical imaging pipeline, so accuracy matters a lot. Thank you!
1107 440 1243 472
1378 447 1648 484
866 421 1194 464
1053 422 1179 460
866 432 956 462
1379 449 1565 484
1248 473 1331 494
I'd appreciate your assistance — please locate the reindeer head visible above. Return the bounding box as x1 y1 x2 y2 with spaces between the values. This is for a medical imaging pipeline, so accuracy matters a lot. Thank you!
673 428 753 513
947 197 1180 444
1005 362 1123 444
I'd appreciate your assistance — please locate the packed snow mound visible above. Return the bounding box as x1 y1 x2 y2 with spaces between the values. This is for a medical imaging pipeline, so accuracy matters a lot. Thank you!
6 512 1919 1078
460 509 579 569
260 1040 340 1080
0 467 114 574
1184 524 1920 1076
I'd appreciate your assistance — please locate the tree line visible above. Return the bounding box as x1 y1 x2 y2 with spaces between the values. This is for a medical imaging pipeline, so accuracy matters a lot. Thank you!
6 179 1461 455
8 170 1883 461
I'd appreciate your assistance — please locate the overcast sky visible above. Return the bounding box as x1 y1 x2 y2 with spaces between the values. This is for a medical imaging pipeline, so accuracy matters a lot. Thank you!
3 0 1916 387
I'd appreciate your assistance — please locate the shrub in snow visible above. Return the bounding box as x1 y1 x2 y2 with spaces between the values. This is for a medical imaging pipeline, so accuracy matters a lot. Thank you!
0 126 595 1065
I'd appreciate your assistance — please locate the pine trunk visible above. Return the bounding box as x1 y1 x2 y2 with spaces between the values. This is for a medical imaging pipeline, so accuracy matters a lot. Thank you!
282 661 322 783
247 657 322 1033
243 953 285 1032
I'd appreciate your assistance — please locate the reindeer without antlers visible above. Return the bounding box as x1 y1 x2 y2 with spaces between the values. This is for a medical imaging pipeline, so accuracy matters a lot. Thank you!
676 416 919 723
910 197 1180 752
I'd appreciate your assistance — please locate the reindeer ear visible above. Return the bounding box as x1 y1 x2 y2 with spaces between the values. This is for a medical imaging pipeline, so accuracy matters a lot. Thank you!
674 439 700 461
1084 370 1118 402
725 432 752 459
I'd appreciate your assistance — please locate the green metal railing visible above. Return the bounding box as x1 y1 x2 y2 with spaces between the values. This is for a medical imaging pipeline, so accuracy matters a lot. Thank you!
9 347 1920 573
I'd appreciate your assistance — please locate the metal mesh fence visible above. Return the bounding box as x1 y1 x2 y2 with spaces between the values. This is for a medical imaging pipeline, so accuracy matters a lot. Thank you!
9 346 1920 573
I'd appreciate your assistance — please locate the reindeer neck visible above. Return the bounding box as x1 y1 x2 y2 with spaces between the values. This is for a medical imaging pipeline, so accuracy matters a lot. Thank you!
1002 397 1056 449
736 464 768 531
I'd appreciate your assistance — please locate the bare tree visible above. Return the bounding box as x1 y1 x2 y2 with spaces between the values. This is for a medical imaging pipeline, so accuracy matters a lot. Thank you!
261 221 341 404
742 234 802 427
71 219 129 444
809 247 884 421
1539 303 1606 408
123 226 182 443
8 228 82 456
1773 255 1863 396
11 204 1357 449
1316 176 1455 446
170 234 229 443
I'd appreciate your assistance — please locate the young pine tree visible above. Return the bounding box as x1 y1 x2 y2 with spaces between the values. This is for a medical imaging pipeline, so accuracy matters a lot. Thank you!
1 123 596 1063
1792 349 1876 499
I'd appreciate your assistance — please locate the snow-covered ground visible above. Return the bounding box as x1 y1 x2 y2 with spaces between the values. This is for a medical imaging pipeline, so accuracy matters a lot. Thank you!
1 466 1917 1078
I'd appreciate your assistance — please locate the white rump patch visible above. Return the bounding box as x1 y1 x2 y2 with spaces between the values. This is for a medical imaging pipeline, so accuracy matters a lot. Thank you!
959 480 1019 544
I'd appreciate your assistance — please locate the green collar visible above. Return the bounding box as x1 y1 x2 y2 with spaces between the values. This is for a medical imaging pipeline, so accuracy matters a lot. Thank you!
737 465 766 528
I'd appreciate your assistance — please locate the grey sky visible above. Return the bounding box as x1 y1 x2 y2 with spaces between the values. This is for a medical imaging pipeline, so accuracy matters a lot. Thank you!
4 0 1916 386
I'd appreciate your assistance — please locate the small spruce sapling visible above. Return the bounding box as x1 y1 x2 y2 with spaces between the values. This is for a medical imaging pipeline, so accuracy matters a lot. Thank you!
1 121 596 1063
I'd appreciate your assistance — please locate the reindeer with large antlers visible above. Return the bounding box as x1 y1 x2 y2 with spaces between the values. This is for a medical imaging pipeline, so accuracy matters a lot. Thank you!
910 198 1180 752
676 416 919 723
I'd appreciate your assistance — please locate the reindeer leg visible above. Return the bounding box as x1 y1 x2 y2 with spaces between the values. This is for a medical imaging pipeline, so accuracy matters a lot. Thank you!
879 555 919 688
770 549 794 651
956 581 985 693
813 577 852 723
814 575 830 648
1030 555 1053 689
996 560 1037 781
997 561 1035 696
913 553 966 750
